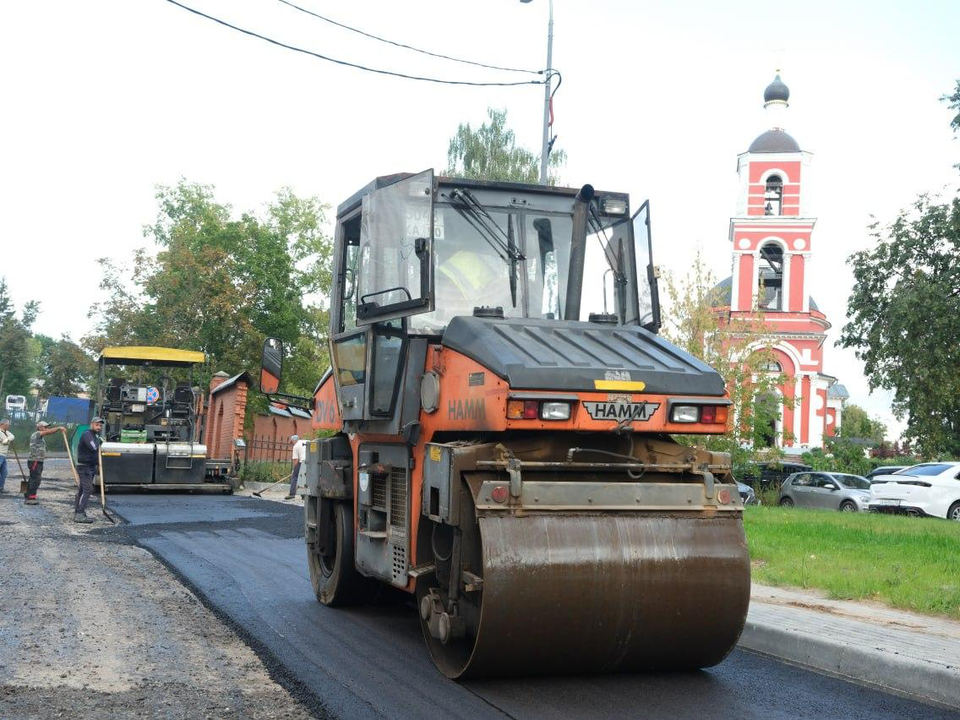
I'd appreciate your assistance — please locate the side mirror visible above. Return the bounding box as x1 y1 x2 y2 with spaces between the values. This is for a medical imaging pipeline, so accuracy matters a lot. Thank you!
260 338 284 394
826 483 838 491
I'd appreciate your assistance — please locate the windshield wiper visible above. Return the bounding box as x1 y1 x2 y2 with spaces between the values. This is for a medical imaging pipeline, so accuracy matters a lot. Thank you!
448 189 524 261
588 206 627 321
447 198 507 260
507 213 518 307
446 188 525 307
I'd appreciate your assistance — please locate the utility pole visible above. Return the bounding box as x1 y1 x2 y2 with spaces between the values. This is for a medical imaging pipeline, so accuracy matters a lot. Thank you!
522 0 554 185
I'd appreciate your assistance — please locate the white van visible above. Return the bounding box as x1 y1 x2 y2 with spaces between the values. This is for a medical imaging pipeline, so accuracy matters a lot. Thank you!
4 394 27 416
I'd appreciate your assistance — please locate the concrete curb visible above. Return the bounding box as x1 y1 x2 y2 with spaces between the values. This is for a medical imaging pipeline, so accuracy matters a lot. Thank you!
739 618 960 711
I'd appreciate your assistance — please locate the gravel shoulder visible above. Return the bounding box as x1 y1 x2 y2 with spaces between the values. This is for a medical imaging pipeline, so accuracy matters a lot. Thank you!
0 459 312 719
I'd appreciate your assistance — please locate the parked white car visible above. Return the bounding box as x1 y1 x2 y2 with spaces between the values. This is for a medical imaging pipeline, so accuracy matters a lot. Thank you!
869 462 960 521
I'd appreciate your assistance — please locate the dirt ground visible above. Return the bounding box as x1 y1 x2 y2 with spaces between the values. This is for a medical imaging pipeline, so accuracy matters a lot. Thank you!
0 458 313 719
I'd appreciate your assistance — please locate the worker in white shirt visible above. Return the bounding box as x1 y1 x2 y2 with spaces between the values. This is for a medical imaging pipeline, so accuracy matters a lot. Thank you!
286 435 308 500
0 418 14 493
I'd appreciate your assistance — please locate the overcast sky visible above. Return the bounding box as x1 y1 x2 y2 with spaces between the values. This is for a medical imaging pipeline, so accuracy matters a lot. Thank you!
2 0 958 437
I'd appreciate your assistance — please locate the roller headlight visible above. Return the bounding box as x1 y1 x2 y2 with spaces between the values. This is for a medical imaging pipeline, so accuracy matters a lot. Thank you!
540 402 571 420
601 197 628 215
671 405 700 423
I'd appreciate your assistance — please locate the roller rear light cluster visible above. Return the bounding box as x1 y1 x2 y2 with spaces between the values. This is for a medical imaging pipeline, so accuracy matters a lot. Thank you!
670 404 729 424
506 399 572 421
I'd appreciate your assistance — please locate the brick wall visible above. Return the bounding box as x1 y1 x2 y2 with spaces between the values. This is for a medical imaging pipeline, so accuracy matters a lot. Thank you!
202 370 310 464
246 411 308 463
204 372 251 460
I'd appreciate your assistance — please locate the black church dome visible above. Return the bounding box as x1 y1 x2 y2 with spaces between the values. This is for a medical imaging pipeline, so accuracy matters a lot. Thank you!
764 74 790 103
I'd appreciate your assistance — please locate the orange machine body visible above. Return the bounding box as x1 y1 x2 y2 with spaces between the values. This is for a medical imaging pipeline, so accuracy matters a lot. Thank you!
311 344 731 591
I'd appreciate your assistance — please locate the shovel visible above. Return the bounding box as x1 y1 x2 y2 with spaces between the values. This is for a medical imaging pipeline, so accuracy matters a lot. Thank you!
12 447 28 494
63 428 115 524
61 428 80 488
97 448 116 524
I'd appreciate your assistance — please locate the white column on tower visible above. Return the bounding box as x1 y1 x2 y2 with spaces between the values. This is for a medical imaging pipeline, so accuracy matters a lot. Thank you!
782 253 791 312
731 251 741 312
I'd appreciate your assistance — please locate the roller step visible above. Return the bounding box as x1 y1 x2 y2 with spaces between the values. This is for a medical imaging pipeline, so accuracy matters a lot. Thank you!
358 529 388 539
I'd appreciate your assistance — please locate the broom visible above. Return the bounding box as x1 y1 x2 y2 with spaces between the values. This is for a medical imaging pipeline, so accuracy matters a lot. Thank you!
252 472 293 498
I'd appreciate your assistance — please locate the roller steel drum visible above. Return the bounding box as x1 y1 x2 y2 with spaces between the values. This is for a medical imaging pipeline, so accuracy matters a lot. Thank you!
419 514 751 679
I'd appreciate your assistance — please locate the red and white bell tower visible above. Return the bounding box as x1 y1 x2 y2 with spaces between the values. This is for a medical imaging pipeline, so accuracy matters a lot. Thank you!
725 73 845 450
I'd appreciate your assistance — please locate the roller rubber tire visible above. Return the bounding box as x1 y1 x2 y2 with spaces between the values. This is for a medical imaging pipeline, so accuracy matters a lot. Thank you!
839 501 857 513
307 499 377 606
779 497 794 507
948 501 960 522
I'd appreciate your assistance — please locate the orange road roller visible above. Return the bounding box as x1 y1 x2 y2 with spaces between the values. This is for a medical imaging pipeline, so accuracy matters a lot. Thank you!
260 170 750 678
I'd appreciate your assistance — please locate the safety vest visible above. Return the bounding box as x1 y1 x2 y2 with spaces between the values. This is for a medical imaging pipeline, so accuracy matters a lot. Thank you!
437 251 498 298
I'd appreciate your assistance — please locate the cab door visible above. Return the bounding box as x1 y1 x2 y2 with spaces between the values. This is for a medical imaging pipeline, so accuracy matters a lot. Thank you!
330 170 435 424
626 200 661 332
356 169 435 325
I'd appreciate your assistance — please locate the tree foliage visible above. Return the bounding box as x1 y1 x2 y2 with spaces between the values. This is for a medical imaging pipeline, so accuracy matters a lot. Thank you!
661 251 790 475
34 334 95 397
838 403 886 446
84 180 333 409
841 195 960 457
0 278 39 400
445 107 566 185
800 433 871 477
942 78 960 168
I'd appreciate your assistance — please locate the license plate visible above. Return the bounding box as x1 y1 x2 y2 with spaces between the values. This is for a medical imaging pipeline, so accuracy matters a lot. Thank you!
873 499 901 506
583 401 660 422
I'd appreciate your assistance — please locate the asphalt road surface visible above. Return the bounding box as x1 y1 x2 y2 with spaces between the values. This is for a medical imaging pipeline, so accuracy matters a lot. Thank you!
109 494 959 720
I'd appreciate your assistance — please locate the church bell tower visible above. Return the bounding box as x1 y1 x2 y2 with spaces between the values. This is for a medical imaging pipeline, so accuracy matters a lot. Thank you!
729 73 814 314
724 73 842 449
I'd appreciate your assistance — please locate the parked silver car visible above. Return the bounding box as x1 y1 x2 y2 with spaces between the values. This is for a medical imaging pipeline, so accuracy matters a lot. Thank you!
778 472 872 512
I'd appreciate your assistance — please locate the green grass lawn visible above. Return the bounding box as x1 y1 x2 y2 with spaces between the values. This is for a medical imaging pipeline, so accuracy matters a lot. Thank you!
743 506 960 619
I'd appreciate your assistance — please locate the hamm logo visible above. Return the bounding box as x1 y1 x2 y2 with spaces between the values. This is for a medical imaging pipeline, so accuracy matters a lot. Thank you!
448 398 486 421
583 401 660 422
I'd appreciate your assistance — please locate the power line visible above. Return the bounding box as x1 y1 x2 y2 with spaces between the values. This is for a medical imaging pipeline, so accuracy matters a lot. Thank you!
276 0 542 76
164 0 545 87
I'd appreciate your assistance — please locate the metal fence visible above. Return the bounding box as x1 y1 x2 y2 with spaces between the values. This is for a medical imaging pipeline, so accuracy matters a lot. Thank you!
244 435 294 470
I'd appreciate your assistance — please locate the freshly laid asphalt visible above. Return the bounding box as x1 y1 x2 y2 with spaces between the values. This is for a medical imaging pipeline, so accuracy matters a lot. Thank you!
109 494 960 720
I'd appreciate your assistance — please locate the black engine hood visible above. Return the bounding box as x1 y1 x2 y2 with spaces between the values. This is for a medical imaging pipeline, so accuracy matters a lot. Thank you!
440 316 725 396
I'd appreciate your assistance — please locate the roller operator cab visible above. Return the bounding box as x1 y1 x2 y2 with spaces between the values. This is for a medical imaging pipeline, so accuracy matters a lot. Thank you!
261 170 750 679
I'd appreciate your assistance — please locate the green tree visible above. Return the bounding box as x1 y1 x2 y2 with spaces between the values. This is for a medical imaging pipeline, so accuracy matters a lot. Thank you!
35 335 95 396
826 431 872 476
838 403 886 446
0 278 39 401
801 428 872 476
841 195 960 458
661 251 790 475
445 107 566 185
942 78 960 168
84 180 333 413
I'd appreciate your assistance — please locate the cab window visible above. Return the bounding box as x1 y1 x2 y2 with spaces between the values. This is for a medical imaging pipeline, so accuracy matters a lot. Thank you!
333 334 366 386
339 215 362 333
356 169 434 323
369 319 405 416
